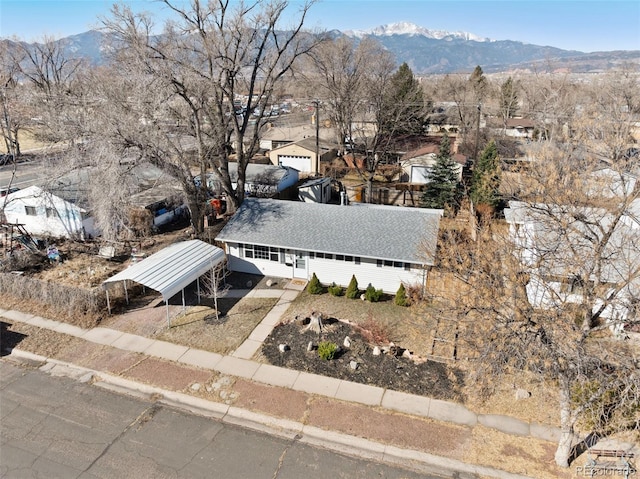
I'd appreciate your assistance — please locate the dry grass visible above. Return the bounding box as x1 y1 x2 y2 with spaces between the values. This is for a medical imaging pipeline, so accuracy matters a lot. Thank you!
279 290 438 356
154 298 278 354
467 426 572 479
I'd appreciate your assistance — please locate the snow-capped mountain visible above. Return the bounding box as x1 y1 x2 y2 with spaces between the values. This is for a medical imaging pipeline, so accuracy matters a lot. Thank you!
345 22 492 42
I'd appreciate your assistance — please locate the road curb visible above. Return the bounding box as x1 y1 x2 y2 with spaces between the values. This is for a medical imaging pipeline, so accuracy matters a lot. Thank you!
3 347 535 478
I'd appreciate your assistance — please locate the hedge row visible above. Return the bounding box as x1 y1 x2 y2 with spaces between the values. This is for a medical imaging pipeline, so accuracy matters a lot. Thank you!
0 273 106 327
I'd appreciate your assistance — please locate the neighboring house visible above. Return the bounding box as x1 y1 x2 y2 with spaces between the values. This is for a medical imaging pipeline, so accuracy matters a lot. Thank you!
268 137 336 175
215 198 442 293
504 199 640 332
2 185 96 239
400 145 466 183
259 124 335 151
199 163 299 197
505 118 535 138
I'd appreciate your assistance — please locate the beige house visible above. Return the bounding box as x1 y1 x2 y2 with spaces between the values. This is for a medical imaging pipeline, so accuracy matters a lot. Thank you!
268 137 336 175
400 145 466 184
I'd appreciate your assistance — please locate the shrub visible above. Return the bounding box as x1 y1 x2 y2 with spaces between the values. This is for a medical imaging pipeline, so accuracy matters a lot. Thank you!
317 341 338 360
394 283 409 306
306 273 323 294
364 283 383 302
345 275 359 299
357 317 391 344
328 282 343 296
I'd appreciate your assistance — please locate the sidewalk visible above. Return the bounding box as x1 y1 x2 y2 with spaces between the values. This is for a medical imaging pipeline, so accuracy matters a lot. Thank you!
0 294 566 479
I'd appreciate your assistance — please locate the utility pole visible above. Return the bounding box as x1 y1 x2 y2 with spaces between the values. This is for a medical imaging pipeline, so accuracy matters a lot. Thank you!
312 100 320 176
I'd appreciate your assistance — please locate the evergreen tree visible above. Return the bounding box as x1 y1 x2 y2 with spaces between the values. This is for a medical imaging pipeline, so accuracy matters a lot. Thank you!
345 275 359 299
421 133 461 212
470 140 501 209
306 273 323 294
394 283 408 307
380 62 425 137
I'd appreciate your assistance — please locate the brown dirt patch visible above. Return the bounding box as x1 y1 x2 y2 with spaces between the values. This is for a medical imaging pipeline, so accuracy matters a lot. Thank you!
231 379 310 422
80 347 144 375
2 322 79 357
307 397 471 458
262 319 465 401
124 356 213 391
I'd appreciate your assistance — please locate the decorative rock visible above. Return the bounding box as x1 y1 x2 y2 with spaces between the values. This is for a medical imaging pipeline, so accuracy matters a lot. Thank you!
515 388 531 400
360 293 366 301
266 279 273 287
350 361 359 370
402 349 412 359
343 336 351 348
278 344 289 353
307 341 314 352
372 346 381 356
191 383 201 391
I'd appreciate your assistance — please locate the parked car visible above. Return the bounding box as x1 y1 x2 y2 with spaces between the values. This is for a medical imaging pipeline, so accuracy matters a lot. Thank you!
0 187 19 197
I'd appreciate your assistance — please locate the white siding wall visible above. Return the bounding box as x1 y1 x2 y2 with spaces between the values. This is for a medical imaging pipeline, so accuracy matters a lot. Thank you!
225 243 425 293
308 256 424 293
4 193 88 239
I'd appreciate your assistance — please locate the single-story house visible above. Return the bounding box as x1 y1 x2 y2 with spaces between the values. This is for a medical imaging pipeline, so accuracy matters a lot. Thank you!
215 198 443 293
199 163 299 197
505 118 535 138
268 137 336 175
400 145 466 183
259 123 335 151
3 185 96 239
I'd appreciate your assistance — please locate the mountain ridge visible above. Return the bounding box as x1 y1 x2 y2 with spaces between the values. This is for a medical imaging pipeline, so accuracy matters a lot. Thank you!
3 23 639 75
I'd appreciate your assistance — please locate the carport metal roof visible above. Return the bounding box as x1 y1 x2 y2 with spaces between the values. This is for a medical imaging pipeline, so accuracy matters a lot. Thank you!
102 240 226 321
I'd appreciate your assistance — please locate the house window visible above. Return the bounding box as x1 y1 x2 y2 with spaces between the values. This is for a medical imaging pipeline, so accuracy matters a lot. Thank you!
243 244 280 262
25 206 37 216
336 254 344 261
316 252 333 260
393 261 403 268
384 260 393 267
46 207 57 218
355 257 360 265
344 255 353 262
377 259 382 268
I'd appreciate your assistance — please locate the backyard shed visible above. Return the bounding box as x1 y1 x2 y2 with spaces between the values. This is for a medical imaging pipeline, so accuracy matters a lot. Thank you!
102 240 226 324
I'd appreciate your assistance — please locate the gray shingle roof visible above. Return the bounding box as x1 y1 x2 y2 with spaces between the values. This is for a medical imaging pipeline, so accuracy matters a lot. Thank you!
216 198 442 265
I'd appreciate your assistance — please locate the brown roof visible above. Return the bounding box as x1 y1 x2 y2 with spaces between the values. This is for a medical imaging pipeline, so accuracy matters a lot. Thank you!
402 144 467 165
506 118 535 128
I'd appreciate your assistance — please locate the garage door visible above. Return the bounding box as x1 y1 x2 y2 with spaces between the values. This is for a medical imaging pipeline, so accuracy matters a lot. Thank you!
410 165 431 184
278 155 312 173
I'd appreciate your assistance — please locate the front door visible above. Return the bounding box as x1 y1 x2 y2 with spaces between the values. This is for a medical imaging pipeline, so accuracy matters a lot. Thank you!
292 250 307 279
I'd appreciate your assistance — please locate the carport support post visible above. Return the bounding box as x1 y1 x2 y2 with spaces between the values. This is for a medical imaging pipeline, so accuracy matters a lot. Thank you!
122 279 129 304
166 301 170 328
106 290 111 314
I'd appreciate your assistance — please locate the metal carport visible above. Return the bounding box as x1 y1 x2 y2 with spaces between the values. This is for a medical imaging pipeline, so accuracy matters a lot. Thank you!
102 240 226 325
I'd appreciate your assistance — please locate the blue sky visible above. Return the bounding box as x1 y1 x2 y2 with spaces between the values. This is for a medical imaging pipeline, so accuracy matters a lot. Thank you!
1 0 639 52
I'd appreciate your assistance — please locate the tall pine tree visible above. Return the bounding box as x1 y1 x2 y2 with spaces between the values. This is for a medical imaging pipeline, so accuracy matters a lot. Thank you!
421 133 461 212
470 140 501 211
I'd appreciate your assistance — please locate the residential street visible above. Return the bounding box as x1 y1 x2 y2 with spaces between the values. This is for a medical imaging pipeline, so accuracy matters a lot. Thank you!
0 360 439 479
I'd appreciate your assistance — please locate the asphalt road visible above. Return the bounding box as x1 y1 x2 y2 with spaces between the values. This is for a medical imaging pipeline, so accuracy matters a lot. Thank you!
0 360 440 479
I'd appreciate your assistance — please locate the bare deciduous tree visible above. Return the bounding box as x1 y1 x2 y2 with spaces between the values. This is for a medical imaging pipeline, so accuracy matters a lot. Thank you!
435 112 640 467
93 0 318 234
